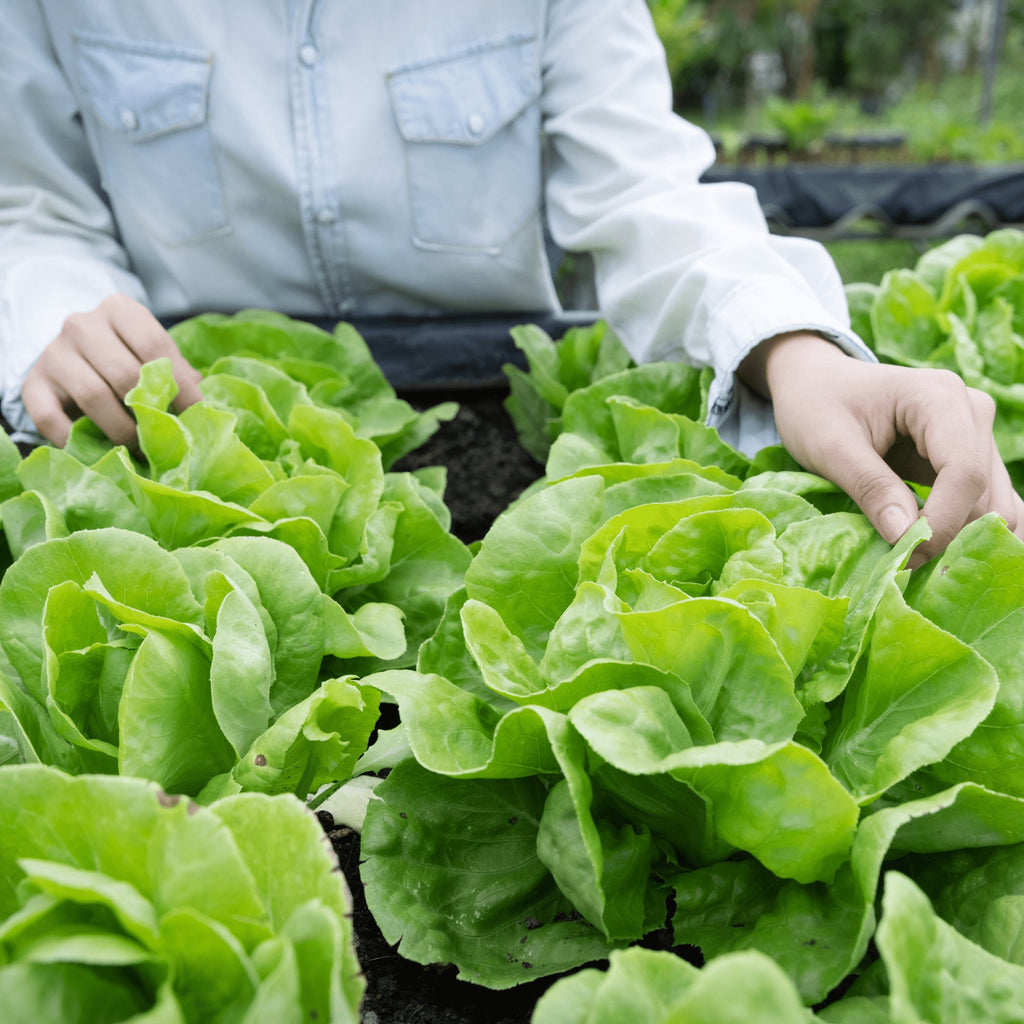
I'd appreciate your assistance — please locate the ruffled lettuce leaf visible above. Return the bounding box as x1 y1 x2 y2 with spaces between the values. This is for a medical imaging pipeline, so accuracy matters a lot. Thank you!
0 765 363 1023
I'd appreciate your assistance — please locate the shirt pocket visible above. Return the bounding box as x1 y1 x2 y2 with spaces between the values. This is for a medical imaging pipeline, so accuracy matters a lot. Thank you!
388 33 542 254
73 31 227 247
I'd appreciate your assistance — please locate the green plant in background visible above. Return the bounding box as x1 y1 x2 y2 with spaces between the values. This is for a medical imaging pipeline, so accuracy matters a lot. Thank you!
646 0 707 107
825 237 924 288
656 0 1024 166
907 118 1024 164
848 228 1024 489
764 94 837 154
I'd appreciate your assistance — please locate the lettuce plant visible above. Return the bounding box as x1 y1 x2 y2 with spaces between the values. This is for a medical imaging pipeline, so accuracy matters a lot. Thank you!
0 525 384 801
172 308 457 470
531 946 814 1024
358 443 1024 1000
0 314 473 799
0 764 364 1023
47 316 472 662
503 320 644 461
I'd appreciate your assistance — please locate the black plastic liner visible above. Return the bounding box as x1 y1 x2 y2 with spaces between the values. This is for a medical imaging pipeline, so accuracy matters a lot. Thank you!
701 163 1024 235
167 311 598 392
343 312 594 391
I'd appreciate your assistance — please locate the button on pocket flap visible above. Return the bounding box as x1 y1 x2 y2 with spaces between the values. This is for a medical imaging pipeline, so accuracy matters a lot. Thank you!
74 32 212 139
389 34 539 145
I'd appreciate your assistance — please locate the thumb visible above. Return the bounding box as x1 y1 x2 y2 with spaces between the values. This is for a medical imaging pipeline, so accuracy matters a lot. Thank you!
825 446 920 546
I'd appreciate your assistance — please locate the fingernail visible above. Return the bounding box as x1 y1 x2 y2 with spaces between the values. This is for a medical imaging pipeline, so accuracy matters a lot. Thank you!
879 504 913 544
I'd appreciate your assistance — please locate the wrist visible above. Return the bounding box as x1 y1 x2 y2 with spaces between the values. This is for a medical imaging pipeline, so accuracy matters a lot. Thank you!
737 331 847 401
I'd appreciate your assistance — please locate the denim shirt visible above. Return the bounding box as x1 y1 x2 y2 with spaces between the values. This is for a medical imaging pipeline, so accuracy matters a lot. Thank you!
0 0 870 446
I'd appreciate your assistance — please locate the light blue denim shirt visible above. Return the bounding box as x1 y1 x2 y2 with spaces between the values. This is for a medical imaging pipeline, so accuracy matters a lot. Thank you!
0 0 871 446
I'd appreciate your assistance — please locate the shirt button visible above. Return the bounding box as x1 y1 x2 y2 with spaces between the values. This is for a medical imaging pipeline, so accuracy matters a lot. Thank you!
315 206 336 225
118 107 139 131
298 43 318 67
466 112 486 136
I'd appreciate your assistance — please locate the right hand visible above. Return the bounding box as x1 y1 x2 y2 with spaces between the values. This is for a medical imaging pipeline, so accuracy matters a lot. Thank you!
741 331 1024 567
22 294 203 448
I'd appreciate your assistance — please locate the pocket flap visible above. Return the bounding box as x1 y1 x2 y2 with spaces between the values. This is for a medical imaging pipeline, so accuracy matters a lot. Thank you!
388 33 539 145
74 31 213 139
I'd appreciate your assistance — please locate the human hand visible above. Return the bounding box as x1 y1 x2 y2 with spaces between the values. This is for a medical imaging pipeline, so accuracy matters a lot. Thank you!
22 294 203 448
740 331 1024 568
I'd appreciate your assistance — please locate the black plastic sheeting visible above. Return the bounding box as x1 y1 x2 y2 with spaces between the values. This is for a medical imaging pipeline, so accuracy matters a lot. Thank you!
167 311 598 393
343 312 594 391
701 163 1024 235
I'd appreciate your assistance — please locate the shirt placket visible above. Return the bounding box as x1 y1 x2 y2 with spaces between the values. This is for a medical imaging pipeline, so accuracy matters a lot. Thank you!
288 0 355 317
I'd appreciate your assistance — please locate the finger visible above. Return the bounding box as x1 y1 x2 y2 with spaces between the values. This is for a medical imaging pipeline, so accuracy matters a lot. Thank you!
22 367 76 447
983 446 1021 536
72 320 150 404
899 379 993 564
106 297 203 409
815 434 921 546
60 350 140 449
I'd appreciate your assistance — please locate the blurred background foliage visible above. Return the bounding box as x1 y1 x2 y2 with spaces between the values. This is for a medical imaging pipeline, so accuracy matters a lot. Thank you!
647 0 1024 163
643 0 1024 284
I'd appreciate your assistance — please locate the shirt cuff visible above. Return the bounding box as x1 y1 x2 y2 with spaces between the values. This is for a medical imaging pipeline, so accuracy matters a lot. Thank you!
0 255 147 443
701 278 877 456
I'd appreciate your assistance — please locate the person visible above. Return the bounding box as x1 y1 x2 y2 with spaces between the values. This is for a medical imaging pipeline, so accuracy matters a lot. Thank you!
2 0 1020 567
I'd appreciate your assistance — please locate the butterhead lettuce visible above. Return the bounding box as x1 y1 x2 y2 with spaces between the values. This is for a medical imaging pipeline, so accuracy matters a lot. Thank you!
359 381 1024 1001
0 764 363 1023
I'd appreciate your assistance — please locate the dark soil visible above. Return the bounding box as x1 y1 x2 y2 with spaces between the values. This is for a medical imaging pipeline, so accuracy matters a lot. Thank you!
393 385 545 545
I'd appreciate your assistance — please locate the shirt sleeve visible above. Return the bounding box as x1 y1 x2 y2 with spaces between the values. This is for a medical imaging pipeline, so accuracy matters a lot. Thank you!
539 0 875 454
0 2 148 443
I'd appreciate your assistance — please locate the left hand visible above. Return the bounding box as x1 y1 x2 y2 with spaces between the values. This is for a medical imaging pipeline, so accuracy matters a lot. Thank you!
739 331 1024 567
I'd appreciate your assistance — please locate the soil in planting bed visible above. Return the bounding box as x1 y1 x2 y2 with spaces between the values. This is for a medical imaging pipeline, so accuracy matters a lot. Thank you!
392 385 545 544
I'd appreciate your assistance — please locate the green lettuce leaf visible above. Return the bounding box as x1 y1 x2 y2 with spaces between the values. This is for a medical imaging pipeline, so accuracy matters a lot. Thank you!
0 765 363 1023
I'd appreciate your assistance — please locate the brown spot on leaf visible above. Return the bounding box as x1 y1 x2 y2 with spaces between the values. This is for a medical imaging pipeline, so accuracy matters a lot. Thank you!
254 753 267 767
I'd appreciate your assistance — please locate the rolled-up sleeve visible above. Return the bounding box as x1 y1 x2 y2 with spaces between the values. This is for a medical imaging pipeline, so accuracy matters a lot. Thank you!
0 2 146 441
539 0 874 452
